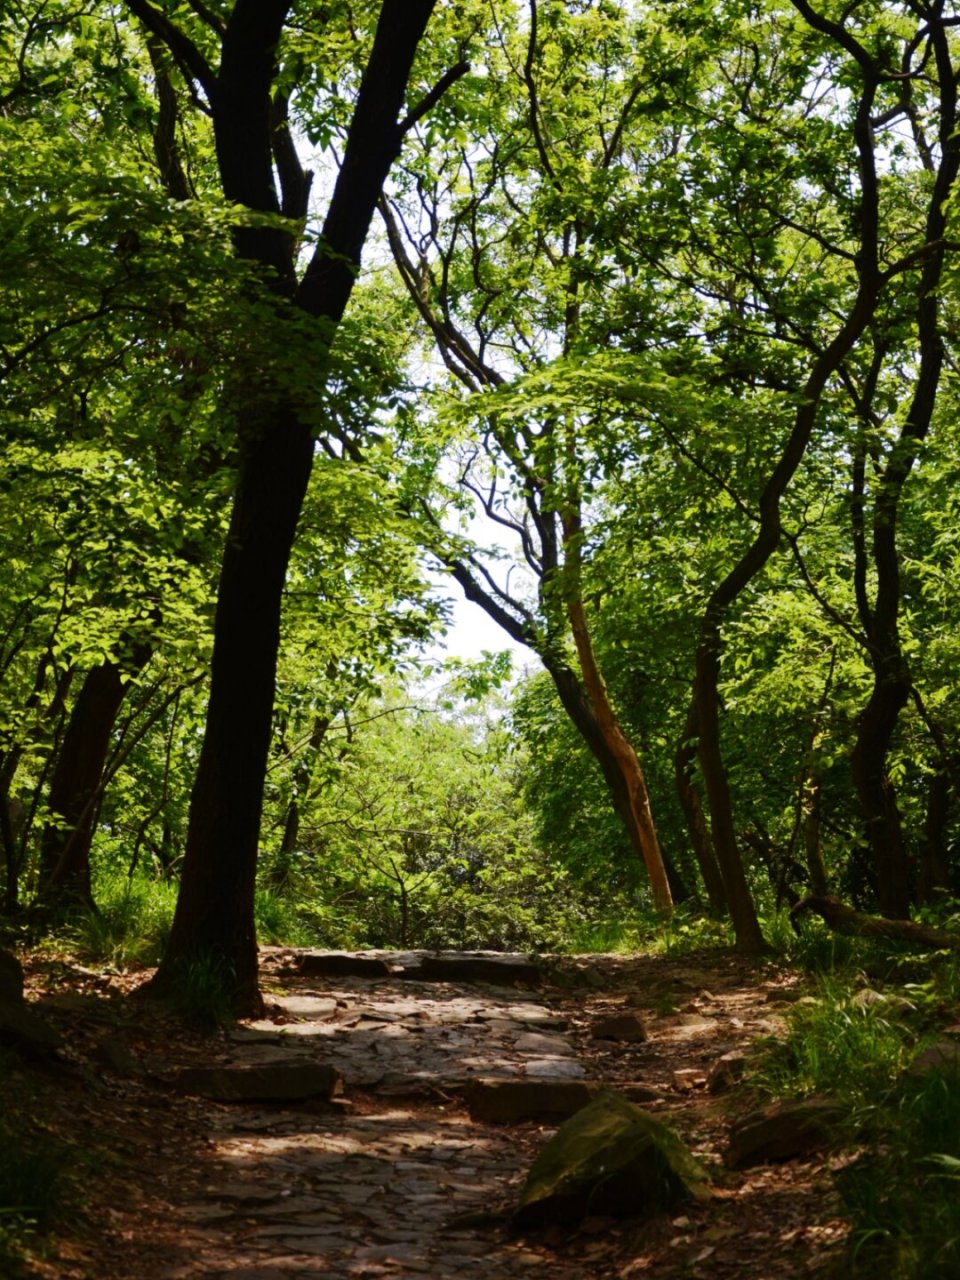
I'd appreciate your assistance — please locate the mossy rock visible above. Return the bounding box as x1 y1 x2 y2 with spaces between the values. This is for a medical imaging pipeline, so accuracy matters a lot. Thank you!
514 1090 707 1228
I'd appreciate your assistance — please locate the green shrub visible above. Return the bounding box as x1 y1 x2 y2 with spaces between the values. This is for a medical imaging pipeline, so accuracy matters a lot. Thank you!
254 888 318 946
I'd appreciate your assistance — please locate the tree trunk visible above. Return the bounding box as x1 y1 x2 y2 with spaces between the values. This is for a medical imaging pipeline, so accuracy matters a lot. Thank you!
695 631 769 952
38 650 148 911
545 656 680 910
850 671 911 917
144 0 441 1015
791 894 960 953
150 410 312 1014
918 770 951 905
674 701 727 915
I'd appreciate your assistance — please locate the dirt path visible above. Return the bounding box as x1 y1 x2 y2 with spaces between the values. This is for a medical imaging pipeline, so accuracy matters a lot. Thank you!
18 949 848 1279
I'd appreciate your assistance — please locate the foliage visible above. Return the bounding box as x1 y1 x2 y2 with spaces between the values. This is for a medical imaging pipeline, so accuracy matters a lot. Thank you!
752 958 960 1279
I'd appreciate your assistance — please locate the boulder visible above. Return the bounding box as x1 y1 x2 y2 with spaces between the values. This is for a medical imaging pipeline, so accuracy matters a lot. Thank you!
298 953 391 979
591 1013 647 1043
725 1096 846 1168
173 1062 343 1103
707 1049 747 1095
0 950 24 1003
466 1079 600 1124
514 1091 706 1229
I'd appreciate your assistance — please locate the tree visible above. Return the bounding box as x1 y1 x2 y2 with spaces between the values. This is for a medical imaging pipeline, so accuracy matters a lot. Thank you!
121 0 464 1012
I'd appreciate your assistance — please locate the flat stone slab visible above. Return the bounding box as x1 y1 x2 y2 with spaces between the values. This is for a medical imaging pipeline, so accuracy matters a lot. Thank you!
512 1032 576 1056
465 1079 600 1123
408 955 541 987
297 953 392 979
523 1058 586 1080
174 1063 343 1103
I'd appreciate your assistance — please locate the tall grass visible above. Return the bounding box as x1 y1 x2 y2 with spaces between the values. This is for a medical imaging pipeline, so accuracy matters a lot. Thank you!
752 952 960 1280
68 869 178 966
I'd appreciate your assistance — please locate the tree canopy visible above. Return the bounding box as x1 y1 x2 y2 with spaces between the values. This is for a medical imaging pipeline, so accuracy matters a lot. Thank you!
2 0 960 1010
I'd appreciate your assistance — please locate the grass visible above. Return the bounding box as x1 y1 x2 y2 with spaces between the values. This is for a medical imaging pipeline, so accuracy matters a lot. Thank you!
67 870 178 967
749 944 960 1280
159 950 242 1026
754 975 915 1104
837 1068 960 1279
60 871 322 967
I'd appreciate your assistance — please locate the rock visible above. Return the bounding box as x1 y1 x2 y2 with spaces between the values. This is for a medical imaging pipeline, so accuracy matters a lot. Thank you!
514 1091 705 1228
849 988 914 1016
0 997 63 1054
764 988 804 1005
96 1035 144 1077
524 1058 586 1080
270 995 338 1019
672 1068 706 1091
465 1079 600 1123
297 953 391 979
0 950 23 1003
725 1096 846 1168
410 955 541 987
707 1050 747 1095
513 1031 576 1056
591 1013 647 1043
910 1041 960 1074
174 1062 343 1102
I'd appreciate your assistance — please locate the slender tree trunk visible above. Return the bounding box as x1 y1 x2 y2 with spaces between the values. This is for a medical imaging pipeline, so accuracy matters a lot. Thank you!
850 671 911 916
695 629 769 951
38 649 148 910
565 598 673 913
545 655 683 909
674 701 727 915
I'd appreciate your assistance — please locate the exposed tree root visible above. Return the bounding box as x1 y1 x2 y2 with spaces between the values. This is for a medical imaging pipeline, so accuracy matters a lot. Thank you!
790 894 960 952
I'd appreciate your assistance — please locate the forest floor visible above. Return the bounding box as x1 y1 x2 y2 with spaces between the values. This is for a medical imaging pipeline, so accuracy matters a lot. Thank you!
8 947 849 1280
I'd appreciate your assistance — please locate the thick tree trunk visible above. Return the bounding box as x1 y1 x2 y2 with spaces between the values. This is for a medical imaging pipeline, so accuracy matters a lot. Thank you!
38 651 147 911
850 670 911 917
144 0 440 1015
150 410 312 1013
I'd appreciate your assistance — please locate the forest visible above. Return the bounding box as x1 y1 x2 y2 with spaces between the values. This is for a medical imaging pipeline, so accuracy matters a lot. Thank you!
4 0 960 1276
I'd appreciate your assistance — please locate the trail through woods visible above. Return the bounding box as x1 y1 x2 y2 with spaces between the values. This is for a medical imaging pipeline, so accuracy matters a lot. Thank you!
14 949 847 1278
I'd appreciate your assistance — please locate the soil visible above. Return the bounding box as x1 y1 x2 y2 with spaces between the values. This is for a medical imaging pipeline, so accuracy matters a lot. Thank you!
6 947 849 1279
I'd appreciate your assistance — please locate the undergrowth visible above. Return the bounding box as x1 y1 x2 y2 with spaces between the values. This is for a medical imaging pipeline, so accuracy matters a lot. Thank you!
62 871 322 964
751 929 960 1280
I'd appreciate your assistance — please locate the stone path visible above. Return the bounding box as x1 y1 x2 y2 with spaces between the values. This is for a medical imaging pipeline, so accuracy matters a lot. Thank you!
19 948 849 1279
149 952 602 1280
